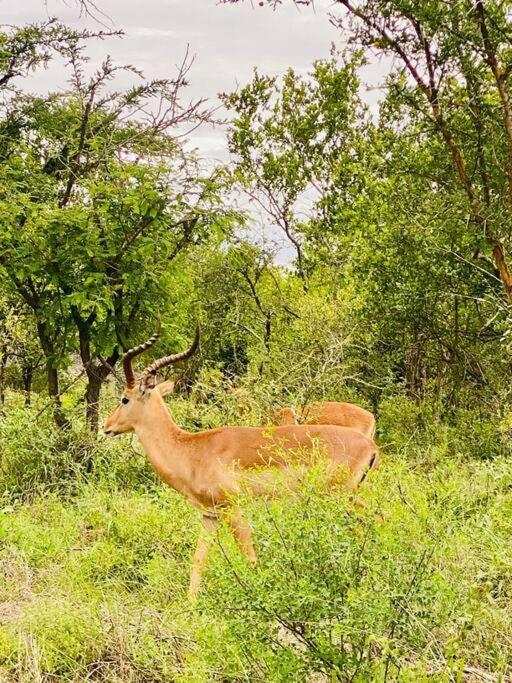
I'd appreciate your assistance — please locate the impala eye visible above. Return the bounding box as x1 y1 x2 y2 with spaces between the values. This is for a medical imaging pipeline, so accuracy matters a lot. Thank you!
121 397 129 405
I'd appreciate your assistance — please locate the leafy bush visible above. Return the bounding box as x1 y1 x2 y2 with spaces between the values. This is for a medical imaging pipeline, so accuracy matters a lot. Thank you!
190 456 512 681
378 392 510 463
0 394 79 499
0 390 161 500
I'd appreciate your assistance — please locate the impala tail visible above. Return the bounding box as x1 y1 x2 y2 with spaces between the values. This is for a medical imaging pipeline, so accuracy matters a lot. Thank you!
358 445 380 486
370 446 381 470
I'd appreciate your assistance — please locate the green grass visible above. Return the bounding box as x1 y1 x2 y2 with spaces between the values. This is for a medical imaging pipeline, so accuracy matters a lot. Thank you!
0 486 199 681
0 389 511 681
1 452 511 681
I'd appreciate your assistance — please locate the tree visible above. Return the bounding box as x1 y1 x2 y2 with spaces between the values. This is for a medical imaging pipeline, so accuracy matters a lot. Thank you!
222 53 363 290
0 29 234 431
222 0 512 310
0 295 43 406
0 20 118 92
221 47 509 404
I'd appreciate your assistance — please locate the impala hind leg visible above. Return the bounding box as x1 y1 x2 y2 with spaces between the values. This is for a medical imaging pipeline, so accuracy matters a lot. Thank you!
189 514 219 598
228 508 257 565
345 449 383 521
346 448 380 492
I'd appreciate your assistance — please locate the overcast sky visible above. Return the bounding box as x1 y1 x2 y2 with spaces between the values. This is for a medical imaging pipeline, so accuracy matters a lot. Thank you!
3 0 390 161
3 0 391 260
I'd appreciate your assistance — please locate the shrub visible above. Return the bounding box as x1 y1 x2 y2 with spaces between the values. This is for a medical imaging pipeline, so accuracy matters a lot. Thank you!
0 394 78 499
0 390 162 500
189 456 512 681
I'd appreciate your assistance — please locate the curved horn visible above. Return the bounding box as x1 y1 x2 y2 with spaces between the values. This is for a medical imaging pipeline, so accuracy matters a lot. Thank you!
122 330 161 388
142 326 200 387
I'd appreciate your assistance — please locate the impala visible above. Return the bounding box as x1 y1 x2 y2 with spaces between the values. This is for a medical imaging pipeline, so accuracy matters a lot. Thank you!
272 401 376 439
104 329 380 596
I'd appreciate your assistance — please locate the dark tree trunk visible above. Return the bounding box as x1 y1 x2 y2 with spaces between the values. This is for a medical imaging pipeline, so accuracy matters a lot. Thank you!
0 344 7 405
71 306 120 435
85 371 102 434
46 362 67 427
22 366 33 406
258 313 272 376
84 364 113 435
36 322 67 428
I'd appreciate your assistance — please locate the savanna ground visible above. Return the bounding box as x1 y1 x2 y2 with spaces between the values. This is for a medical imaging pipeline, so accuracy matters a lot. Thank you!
1 381 511 682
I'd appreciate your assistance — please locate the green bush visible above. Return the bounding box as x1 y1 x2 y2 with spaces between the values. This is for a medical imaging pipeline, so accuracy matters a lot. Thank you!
0 390 162 500
189 456 512 681
378 392 509 463
0 395 80 498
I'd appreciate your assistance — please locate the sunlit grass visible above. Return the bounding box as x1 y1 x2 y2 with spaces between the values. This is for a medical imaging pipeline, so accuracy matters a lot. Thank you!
0 390 511 680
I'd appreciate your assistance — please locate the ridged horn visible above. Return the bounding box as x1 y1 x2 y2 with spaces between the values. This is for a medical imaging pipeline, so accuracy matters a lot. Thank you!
141 326 200 388
122 329 161 388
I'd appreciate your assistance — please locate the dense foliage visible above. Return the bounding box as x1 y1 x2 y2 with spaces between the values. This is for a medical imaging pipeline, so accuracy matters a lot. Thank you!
1 2 512 680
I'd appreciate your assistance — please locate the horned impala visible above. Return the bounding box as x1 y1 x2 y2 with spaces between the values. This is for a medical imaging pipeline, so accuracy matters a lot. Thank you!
104 328 380 596
272 402 376 439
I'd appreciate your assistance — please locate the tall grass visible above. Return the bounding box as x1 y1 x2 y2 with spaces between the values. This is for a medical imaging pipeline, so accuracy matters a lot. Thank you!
0 385 511 681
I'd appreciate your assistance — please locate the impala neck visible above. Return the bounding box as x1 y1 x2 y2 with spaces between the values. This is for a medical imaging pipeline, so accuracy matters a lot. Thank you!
133 395 191 492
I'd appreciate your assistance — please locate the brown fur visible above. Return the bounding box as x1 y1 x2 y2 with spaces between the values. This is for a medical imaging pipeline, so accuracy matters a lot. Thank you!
105 385 380 596
272 401 376 439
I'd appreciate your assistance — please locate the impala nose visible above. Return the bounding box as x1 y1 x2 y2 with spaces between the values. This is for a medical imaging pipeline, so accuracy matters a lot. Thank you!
103 421 115 435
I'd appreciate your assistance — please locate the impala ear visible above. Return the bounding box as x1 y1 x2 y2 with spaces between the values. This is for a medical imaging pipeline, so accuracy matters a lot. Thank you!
157 380 175 397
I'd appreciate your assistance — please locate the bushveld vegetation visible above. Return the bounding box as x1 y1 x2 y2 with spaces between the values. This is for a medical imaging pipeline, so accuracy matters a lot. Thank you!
1 1 512 680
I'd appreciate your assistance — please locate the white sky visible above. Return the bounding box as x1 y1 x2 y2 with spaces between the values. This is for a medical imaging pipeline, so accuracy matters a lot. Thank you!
2 0 389 161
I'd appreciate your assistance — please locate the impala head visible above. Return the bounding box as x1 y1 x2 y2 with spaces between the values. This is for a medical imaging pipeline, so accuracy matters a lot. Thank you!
270 406 298 426
104 326 200 436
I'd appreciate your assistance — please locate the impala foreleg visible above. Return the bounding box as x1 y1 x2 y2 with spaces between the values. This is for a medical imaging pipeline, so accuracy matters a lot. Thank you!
228 508 257 565
189 514 219 598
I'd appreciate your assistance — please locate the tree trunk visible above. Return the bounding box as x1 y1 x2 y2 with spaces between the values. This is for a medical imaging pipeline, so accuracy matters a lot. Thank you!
85 372 101 434
46 362 67 427
84 365 112 435
0 344 7 405
72 312 120 435
22 366 33 406
36 322 67 428
70 306 115 435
